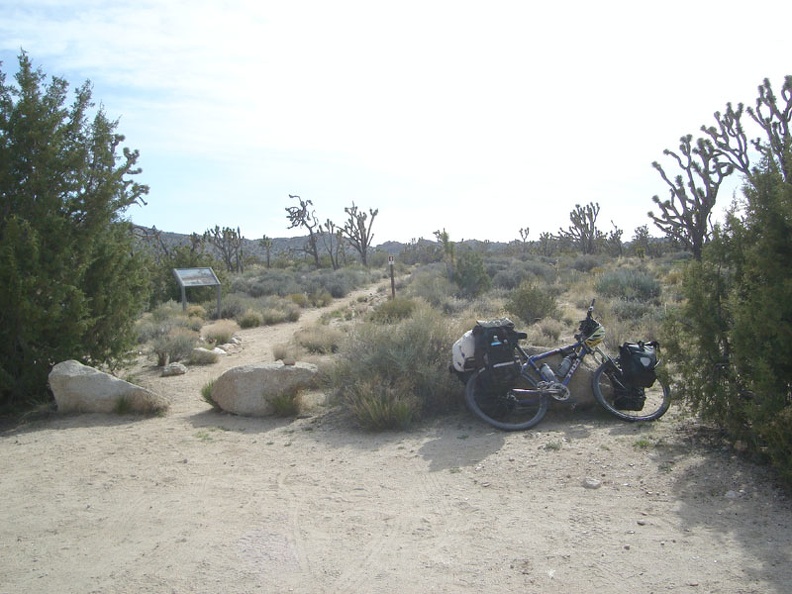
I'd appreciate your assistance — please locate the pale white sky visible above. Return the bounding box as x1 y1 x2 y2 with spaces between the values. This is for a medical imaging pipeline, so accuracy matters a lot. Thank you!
1 0 789 244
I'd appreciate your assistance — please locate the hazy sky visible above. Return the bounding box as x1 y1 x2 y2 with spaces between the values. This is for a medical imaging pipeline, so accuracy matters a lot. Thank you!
1 0 789 244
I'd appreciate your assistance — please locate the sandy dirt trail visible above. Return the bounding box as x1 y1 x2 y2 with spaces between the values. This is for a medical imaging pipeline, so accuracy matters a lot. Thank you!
2 286 791 593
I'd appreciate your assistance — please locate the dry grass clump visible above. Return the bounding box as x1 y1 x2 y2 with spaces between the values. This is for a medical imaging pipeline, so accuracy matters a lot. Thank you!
272 343 296 363
188 347 220 366
261 304 300 325
201 320 239 345
295 325 345 354
186 304 207 320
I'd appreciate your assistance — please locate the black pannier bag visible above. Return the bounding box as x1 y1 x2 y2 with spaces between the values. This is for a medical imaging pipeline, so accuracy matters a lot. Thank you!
613 384 646 411
619 341 659 388
472 318 525 387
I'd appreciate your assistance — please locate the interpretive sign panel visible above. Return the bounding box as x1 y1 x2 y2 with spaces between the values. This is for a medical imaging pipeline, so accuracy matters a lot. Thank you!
173 267 220 287
172 267 222 313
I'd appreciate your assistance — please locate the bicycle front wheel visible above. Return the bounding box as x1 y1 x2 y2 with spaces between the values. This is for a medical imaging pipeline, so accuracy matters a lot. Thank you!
592 362 671 422
465 369 548 431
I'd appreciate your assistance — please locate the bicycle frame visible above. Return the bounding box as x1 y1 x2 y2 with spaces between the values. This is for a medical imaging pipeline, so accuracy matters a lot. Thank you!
513 336 611 392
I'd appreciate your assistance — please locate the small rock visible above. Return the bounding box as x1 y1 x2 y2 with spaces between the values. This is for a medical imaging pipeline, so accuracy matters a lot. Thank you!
582 478 602 489
218 342 242 354
161 362 188 377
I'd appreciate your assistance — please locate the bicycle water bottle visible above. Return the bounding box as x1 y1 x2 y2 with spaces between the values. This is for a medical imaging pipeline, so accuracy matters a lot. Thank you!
539 363 557 383
557 355 574 378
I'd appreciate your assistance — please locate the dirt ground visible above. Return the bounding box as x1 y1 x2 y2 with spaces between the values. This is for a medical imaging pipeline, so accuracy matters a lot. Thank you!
2 287 791 594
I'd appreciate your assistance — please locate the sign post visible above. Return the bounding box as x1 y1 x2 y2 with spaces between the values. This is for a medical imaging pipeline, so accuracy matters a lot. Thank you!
173 267 222 316
388 255 395 299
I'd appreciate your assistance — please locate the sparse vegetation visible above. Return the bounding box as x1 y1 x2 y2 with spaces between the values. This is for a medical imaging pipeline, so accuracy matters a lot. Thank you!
188 347 219 366
505 281 558 325
151 328 199 366
238 309 264 329
201 320 240 346
269 387 303 417
594 267 661 302
369 297 417 323
201 380 218 409
328 301 461 430
295 326 345 354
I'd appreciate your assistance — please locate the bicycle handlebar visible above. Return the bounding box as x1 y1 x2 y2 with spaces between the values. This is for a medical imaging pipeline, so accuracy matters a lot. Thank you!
587 299 596 317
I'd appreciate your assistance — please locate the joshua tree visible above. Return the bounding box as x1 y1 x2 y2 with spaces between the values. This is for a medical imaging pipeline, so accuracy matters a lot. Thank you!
341 202 378 266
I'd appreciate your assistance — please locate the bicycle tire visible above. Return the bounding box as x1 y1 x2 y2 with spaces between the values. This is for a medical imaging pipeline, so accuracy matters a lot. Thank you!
592 361 671 422
465 369 548 431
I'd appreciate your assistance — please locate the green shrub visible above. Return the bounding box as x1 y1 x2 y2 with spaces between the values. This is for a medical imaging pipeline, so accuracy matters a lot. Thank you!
609 299 653 321
151 328 199 366
270 388 302 417
238 309 263 329
219 294 302 326
186 304 207 320
137 304 205 345
369 297 417 323
287 293 310 308
306 267 375 299
113 396 133 415
505 282 558 325
570 254 602 272
755 407 792 486
405 265 457 308
344 379 419 430
231 269 301 297
491 266 532 290
201 380 219 409
217 297 247 320
308 290 334 308
261 305 300 325
329 303 460 430
595 268 660 302
150 300 184 322
453 250 491 297
520 258 558 284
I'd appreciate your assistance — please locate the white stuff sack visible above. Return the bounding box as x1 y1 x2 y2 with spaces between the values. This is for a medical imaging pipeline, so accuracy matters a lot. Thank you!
451 330 476 372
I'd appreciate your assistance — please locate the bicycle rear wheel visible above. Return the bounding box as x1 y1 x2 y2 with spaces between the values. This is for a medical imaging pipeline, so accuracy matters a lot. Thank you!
592 362 670 422
465 369 548 431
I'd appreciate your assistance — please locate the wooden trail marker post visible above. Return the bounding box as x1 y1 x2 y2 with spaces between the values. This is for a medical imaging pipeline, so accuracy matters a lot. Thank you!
388 255 396 299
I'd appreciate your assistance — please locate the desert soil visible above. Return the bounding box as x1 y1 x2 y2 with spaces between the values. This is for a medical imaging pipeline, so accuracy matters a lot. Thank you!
1 284 791 594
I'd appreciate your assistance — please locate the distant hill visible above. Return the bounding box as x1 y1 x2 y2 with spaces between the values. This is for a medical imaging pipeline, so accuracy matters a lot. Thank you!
132 226 514 262
133 226 413 261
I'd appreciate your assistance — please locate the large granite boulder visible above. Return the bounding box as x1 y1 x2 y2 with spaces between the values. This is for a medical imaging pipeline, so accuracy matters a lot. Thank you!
211 361 318 416
49 360 169 414
522 346 596 407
